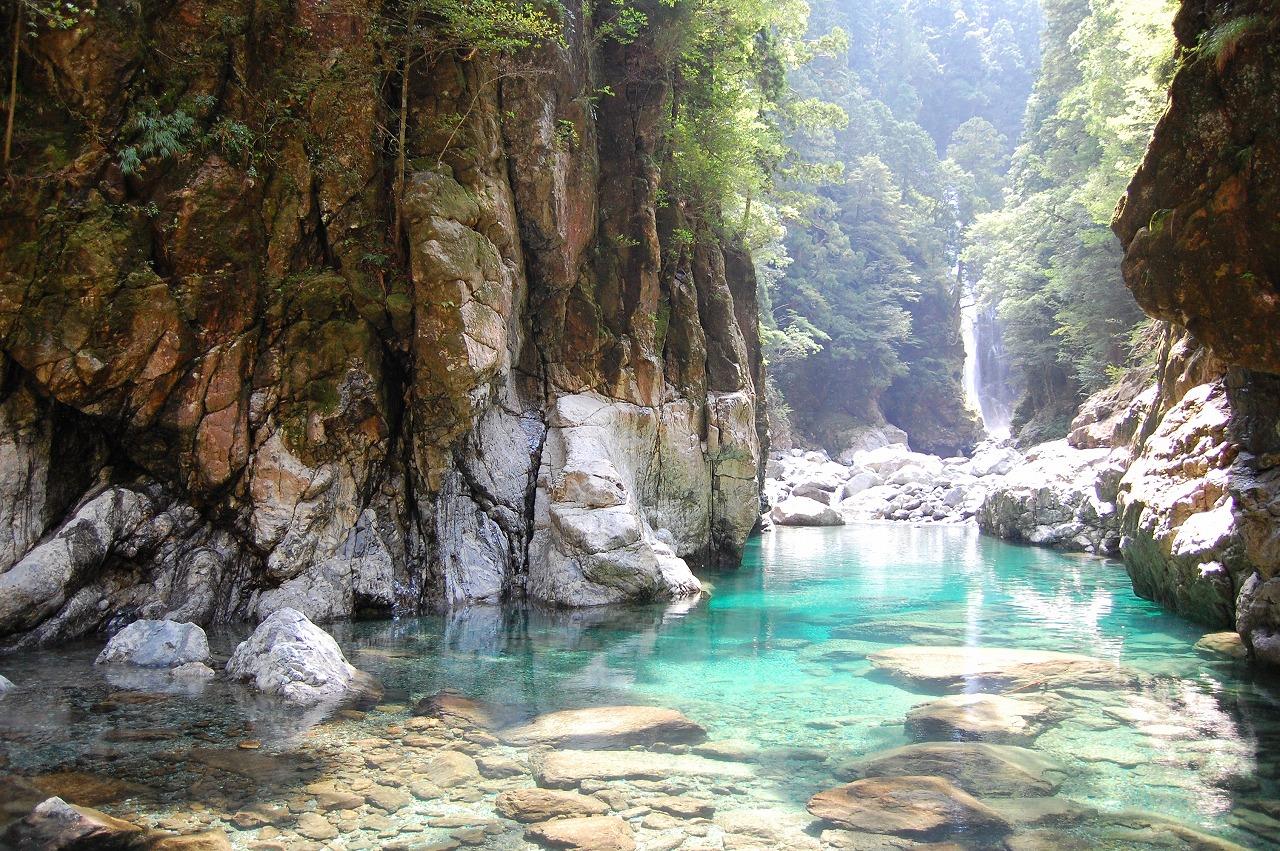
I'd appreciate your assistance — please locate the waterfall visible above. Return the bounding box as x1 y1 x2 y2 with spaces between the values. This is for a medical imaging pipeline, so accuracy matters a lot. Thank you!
961 297 1014 439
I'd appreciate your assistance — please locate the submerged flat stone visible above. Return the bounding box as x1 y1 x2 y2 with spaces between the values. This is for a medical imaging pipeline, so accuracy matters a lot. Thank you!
525 815 636 851
501 705 706 749
496 788 608 822
867 646 1134 692
838 742 1065 797
807 776 1011 839
30 772 148 807
532 749 753 789
904 693 1058 745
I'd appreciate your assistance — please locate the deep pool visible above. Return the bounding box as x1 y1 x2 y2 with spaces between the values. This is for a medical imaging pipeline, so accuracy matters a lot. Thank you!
2 523 1279 849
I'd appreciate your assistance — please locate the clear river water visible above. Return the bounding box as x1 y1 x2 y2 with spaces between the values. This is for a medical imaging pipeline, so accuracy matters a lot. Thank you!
2 523 1279 849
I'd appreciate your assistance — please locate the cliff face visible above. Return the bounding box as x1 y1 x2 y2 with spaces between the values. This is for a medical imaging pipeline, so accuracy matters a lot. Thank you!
0 0 765 647
1113 1 1280 660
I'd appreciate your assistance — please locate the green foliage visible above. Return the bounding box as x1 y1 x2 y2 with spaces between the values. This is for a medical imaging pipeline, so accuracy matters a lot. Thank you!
117 106 196 175
964 0 1176 433
21 0 89 34
1197 14 1266 64
762 0 1038 448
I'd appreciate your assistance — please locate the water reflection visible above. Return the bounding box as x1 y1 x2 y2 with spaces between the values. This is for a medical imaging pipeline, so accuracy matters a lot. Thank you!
1 525 1279 848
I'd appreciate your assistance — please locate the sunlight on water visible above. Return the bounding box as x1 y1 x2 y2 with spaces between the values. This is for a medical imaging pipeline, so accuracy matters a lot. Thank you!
2 523 1279 848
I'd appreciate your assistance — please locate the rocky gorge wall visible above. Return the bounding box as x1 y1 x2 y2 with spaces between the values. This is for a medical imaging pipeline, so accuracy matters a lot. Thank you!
0 0 765 648
1109 1 1280 663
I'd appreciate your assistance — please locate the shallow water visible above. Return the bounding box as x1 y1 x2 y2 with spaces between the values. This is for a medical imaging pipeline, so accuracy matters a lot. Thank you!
3 523 1280 848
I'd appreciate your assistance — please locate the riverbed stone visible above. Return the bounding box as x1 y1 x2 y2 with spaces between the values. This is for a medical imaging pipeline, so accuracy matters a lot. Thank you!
500 705 706 749
419 751 481 788
839 742 1065 797
496 788 608 822
2 796 145 849
1194 631 1248 660
525 815 635 850
295 811 338 841
95 619 211 668
716 809 821 851
31 771 148 806
225 608 380 705
532 750 754 789
645 795 714 819
807 776 1010 839
904 693 1058 745
303 779 364 811
867 645 1134 692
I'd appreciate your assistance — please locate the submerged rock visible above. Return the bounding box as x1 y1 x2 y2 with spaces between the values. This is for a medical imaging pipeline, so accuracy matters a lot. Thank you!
496 789 608 823
224 608 379 705
867 645 1134 692
838 742 1066 798
95 619 211 669
500 705 706 749
2 796 145 849
0 674 13 695
904 693 1058 745
532 749 753 789
525 815 635 851
1195 631 1248 660
807 776 1010 839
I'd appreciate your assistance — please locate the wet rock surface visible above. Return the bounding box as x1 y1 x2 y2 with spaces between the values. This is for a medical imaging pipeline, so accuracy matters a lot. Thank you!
223 608 380 706
0 0 766 646
96 621 212 670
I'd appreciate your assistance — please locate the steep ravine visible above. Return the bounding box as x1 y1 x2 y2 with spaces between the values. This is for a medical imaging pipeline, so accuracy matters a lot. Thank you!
0 0 765 648
1111 1 1280 663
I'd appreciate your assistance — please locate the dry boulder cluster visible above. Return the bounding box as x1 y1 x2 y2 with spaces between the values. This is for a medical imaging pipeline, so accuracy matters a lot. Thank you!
764 439 1121 546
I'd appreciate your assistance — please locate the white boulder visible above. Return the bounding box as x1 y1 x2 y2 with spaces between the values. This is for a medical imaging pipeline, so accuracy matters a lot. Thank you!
771 497 843 527
95 620 211 668
225 608 379 705
0 674 13 694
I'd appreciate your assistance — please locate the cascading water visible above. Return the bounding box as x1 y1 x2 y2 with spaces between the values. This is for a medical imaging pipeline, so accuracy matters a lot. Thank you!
960 295 1015 439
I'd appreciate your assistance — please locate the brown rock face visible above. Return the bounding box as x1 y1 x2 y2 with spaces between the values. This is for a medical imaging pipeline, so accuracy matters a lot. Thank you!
1113 5 1280 375
1111 2 1280 658
0 1 765 646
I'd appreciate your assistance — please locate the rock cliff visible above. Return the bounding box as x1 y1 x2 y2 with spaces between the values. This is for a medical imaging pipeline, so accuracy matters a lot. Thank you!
0 0 764 647
1109 1 1280 660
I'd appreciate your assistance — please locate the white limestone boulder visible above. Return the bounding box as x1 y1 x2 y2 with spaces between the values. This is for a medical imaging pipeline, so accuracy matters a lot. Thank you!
225 608 379 706
95 619 210 669
771 496 843 527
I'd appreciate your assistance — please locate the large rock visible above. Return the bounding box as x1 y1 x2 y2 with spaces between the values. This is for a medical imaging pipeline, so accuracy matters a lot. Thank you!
532 749 753 789
0 2 767 646
500 705 706 749
867 645 1134 692
977 440 1125 554
496 789 608 822
838 742 1066 797
95 620 210 669
1118 380 1250 628
1 796 145 849
904 693 1058 745
224 608 378 705
807 776 1010 840
525 815 635 851
771 496 843 527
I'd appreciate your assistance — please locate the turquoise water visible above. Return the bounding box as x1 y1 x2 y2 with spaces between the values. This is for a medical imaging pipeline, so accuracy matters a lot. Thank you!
3 523 1279 848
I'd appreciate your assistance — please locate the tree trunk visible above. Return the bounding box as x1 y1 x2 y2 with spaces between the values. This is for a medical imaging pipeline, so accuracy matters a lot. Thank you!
4 0 21 169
